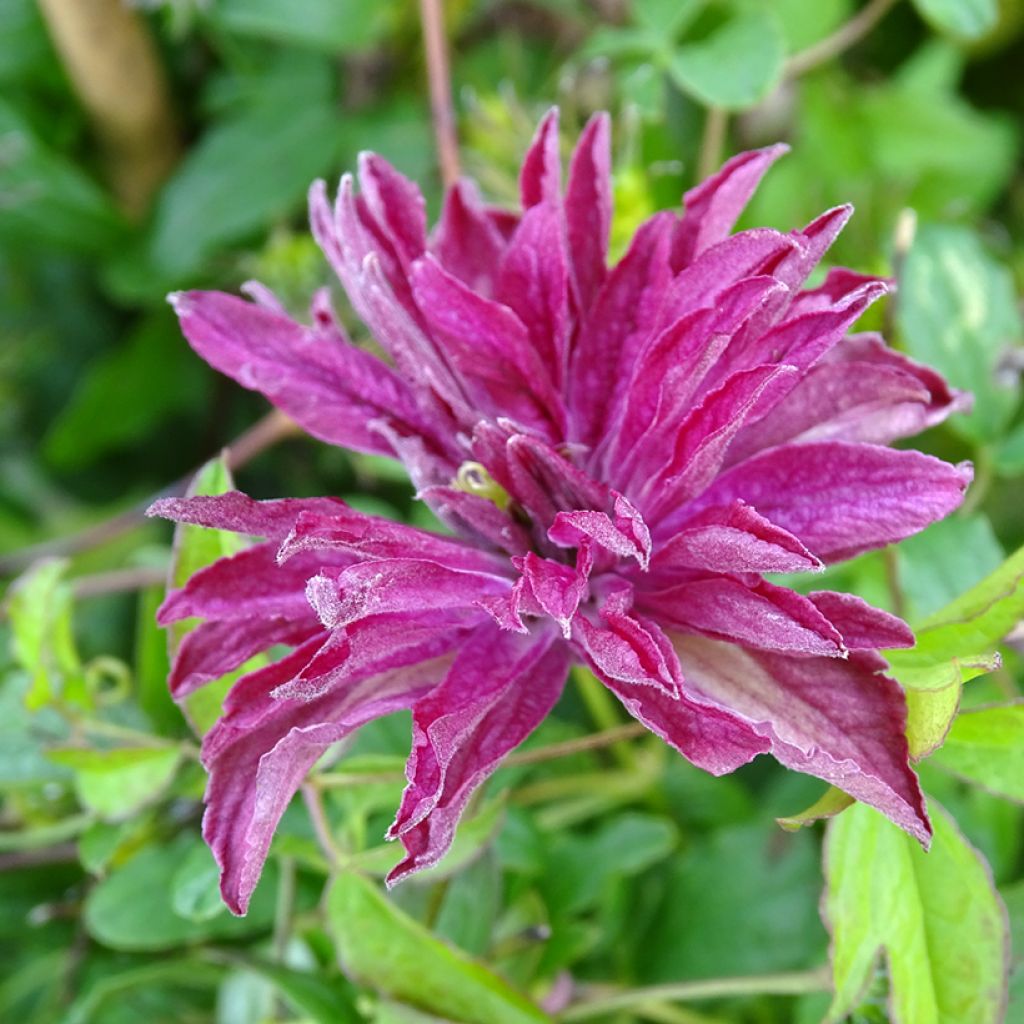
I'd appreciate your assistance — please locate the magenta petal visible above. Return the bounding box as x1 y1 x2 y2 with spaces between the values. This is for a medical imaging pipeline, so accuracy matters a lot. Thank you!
148 491 347 540
672 144 788 268
516 551 590 636
807 591 915 650
169 290 430 455
652 501 822 575
681 442 972 561
169 617 323 698
417 485 532 555
277 507 507 574
565 112 611 313
305 558 510 630
357 152 428 268
642 576 846 658
519 107 561 209
387 626 570 883
673 635 930 844
431 179 509 294
549 494 651 570
203 646 446 914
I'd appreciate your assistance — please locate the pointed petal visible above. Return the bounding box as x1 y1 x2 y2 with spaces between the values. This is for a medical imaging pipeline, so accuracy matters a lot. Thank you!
807 591 915 651
673 634 930 844
169 290 429 455
519 108 561 209
549 493 651 570
357 152 428 267
681 442 972 562
644 576 846 658
147 491 347 541
431 178 509 294
387 626 569 883
652 501 822 576
672 144 788 268
565 112 611 312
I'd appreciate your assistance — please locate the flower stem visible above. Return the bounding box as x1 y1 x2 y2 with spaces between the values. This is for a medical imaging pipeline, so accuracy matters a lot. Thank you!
418 0 461 189
558 967 833 1021
784 0 900 79
696 107 728 182
573 668 638 770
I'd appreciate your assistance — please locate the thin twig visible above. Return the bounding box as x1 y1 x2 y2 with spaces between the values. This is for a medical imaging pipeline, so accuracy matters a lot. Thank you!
419 0 461 188
559 967 833 1021
696 107 728 182
784 0 900 79
0 842 79 873
0 410 299 578
70 565 168 600
301 784 343 867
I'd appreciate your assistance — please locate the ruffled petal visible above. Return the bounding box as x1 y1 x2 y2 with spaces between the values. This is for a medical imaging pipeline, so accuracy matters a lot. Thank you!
806 591 915 651
387 625 570 883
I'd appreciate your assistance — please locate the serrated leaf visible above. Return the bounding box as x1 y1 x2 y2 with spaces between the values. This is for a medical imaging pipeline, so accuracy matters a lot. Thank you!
897 223 1021 444
669 9 785 110
911 0 997 40
931 703 1024 802
326 871 550 1024
824 800 1008 1024
48 745 181 820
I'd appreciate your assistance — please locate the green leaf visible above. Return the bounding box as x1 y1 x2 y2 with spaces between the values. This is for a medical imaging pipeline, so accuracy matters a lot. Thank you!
0 672 69 788
226 958 362 1024
6 558 87 710
930 703 1024 802
993 421 1024 475
825 801 1008 1024
325 871 550 1024
143 54 344 283
897 223 1021 444
84 834 277 951
668 9 785 110
777 786 855 832
44 313 205 469
170 839 227 922
911 0 998 39
48 745 181 820
632 0 705 37
769 0 853 53
210 0 392 54
0 100 122 254
639 821 824 982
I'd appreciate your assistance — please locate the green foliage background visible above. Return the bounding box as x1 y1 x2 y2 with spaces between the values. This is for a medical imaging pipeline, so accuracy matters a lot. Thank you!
3 1 1024 1022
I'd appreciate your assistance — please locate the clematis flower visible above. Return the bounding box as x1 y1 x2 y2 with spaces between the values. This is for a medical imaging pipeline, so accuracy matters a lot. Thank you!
150 109 972 915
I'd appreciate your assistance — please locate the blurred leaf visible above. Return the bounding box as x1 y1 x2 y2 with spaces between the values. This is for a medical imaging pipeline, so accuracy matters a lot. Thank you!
170 836 225 922
78 820 134 876
226 958 362 1024
931 703 1024 801
84 834 277 951
0 672 69 787
211 0 391 54
825 801 1007 1024
896 514 1004 622
1005 880 1024 1020
632 0 705 37
911 0 998 39
897 223 1021 444
44 314 205 470
0 0 58 83
777 786 855 832
639 821 823 981
0 100 122 253
993 420 1024 475
435 852 502 956
7 558 87 710
769 0 852 52
668 8 785 110
143 54 344 283
135 582 184 737
326 870 550 1024
49 745 181 820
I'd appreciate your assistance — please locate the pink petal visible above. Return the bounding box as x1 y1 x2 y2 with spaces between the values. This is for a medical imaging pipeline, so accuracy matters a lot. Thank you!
565 112 611 313
418 485 533 555
148 491 347 540
387 626 570 883
431 178 509 295
169 290 431 456
671 144 788 268
652 501 822 576
357 152 428 268
673 634 930 844
549 493 651 570
519 108 561 209
807 591 915 651
677 441 972 561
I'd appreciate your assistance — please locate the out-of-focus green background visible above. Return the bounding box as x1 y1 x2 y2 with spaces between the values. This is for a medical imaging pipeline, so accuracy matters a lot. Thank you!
2 1 1024 1022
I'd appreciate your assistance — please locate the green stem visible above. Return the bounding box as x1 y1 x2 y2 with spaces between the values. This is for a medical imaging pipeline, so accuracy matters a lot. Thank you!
573 667 637 770
784 0 900 79
960 445 994 517
559 967 832 1021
